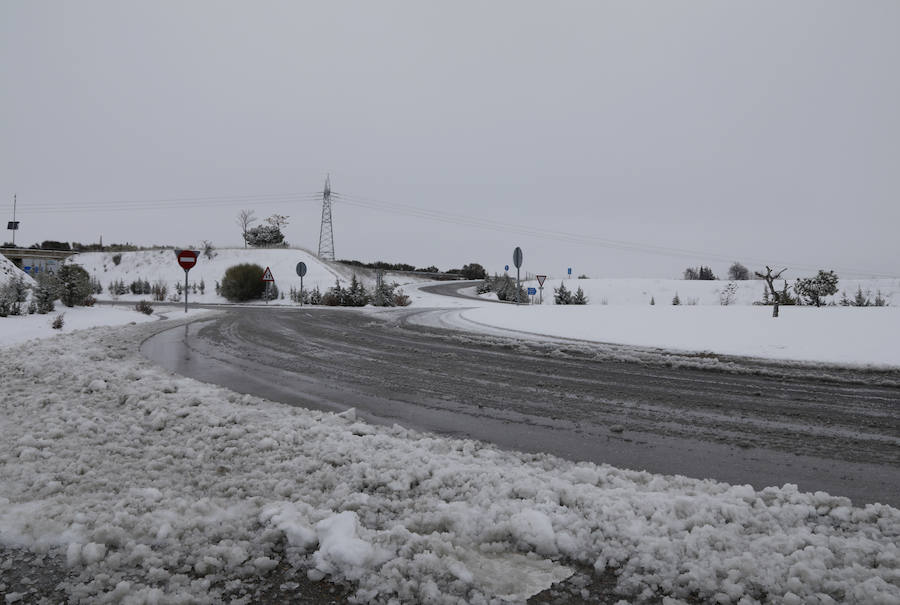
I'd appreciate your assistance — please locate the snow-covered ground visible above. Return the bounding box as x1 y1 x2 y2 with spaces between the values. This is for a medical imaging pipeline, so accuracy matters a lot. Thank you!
441 304 900 368
515 277 900 307
0 305 164 349
1 319 897 604
67 248 424 305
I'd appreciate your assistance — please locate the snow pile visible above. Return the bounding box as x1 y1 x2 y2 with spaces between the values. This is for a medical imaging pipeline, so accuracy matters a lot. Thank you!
511 277 900 307
448 305 900 368
1 320 898 603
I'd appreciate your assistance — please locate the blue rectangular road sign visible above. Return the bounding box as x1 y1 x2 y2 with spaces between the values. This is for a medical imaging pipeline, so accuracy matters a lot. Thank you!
527 287 537 295
568 267 572 275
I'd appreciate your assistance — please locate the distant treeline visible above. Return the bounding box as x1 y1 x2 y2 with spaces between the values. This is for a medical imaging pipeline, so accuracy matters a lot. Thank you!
337 259 486 280
0 241 172 252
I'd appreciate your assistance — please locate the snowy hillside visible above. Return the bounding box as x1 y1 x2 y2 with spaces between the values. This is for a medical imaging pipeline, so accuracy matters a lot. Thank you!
0 254 36 289
67 248 423 305
514 277 900 306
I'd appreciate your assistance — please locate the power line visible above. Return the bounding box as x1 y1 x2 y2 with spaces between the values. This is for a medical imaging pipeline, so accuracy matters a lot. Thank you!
331 192 900 279
8 188 898 278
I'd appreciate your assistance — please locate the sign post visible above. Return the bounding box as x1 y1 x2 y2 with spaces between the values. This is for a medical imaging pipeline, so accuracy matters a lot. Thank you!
536 274 547 304
513 246 523 306
296 261 307 306
262 266 275 304
176 250 198 313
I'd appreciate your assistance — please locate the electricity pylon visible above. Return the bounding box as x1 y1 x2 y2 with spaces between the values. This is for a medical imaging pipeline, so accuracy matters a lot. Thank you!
317 175 335 261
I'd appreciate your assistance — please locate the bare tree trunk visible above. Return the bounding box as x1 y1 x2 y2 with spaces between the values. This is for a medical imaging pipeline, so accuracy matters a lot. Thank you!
756 266 787 318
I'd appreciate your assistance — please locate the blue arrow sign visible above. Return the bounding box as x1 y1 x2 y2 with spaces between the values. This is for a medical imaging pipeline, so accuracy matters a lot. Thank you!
527 287 537 295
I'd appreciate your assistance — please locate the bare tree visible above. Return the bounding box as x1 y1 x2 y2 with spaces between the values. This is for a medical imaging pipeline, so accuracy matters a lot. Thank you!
755 266 788 317
265 214 290 230
236 210 257 248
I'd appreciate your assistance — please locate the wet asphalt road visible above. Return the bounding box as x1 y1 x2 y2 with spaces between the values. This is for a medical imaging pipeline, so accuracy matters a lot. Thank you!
141 299 900 508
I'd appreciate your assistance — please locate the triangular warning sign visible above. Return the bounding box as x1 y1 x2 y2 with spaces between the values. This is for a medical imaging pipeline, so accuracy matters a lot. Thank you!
261 267 274 282
536 274 547 287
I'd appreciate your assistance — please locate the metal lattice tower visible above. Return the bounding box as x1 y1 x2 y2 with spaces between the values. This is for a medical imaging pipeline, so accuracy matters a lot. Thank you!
317 174 335 261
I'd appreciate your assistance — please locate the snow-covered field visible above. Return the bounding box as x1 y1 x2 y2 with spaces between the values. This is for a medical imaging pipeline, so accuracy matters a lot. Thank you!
517 277 900 307
68 248 423 305
1 319 898 604
444 304 900 368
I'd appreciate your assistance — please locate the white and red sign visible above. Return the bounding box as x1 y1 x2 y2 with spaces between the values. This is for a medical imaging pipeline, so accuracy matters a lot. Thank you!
261 266 274 282
536 274 547 287
177 250 198 271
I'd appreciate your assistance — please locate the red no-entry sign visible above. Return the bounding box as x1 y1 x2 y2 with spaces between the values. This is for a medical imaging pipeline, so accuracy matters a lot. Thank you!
177 250 198 271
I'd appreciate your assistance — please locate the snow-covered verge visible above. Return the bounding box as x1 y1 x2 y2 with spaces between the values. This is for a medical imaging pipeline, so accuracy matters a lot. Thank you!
508 277 900 307
0 305 160 349
1 320 898 604
448 305 900 368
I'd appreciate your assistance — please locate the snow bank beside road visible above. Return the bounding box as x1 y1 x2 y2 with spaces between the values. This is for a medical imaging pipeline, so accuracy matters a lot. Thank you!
454 305 900 368
1 320 898 603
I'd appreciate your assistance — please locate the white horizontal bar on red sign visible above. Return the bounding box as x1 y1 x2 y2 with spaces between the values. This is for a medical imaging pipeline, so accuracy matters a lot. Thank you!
179 256 195 263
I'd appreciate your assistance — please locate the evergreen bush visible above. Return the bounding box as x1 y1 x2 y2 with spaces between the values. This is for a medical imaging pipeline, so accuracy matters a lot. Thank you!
57 265 92 307
554 282 572 305
220 263 266 302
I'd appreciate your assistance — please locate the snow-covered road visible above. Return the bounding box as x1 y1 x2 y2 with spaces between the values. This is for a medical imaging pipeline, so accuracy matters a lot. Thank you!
2 315 899 604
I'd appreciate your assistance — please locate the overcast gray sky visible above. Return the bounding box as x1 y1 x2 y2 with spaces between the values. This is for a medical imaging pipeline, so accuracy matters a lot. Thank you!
2 1 898 278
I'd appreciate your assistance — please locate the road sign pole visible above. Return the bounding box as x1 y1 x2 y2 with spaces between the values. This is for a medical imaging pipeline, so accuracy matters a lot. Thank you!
516 267 520 306
513 246 523 306
539 286 543 305
295 262 307 307
175 250 199 313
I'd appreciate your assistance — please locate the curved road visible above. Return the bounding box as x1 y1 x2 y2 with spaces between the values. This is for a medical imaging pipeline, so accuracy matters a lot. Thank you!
142 302 900 507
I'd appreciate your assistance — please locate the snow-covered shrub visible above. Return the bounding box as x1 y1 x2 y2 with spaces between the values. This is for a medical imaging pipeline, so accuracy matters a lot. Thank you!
572 286 588 304
554 282 571 305
33 276 56 314
345 275 370 307
322 279 345 306
152 280 168 302
719 282 737 306
393 288 411 306
672 292 681 305
220 263 266 302
243 225 285 247
476 276 493 294
795 270 838 307
308 286 322 305
134 300 153 315
493 275 527 303
263 282 280 302
57 265 92 307
112 253 122 266
51 312 64 329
